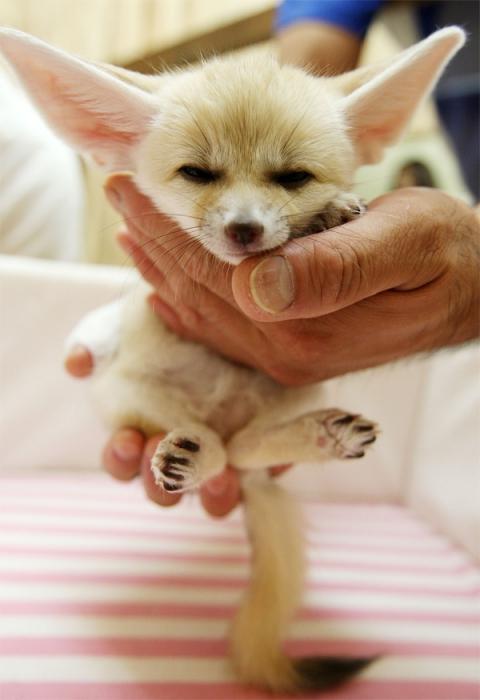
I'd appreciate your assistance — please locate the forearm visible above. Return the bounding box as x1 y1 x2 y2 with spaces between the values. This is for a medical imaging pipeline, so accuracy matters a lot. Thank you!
474 203 480 224
455 202 480 345
277 21 362 74
453 201 480 345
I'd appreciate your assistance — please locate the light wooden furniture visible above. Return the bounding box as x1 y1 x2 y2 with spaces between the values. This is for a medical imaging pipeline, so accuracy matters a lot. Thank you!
0 0 276 64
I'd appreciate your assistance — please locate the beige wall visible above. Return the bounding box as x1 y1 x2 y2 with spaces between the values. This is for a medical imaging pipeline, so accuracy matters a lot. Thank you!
0 0 275 63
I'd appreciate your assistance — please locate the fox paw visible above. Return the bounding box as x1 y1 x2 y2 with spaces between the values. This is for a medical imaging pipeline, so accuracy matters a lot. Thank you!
313 193 365 231
151 436 202 493
329 192 366 225
324 410 378 459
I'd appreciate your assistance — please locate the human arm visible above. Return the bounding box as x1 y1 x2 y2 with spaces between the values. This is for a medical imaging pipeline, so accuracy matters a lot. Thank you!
277 21 361 74
276 0 384 73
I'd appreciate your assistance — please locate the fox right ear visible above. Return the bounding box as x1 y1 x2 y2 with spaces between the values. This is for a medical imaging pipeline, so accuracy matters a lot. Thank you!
0 28 159 171
340 27 465 165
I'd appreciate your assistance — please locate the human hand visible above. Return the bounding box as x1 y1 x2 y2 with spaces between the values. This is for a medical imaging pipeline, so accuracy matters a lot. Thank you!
105 175 480 385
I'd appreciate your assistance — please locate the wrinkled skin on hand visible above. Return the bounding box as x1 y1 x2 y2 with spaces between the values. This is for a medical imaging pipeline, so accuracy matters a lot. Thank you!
106 178 480 385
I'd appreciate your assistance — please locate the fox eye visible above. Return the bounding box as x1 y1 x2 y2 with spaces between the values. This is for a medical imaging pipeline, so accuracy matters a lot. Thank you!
178 165 219 183
272 171 313 188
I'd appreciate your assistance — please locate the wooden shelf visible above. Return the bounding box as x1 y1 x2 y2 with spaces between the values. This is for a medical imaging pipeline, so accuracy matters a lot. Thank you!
124 7 275 71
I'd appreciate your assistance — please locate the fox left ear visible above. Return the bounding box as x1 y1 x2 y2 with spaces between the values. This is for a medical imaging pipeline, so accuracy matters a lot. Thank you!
0 28 159 171
341 27 466 165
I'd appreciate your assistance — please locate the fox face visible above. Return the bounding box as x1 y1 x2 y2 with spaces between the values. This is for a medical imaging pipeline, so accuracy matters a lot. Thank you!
136 57 356 262
0 27 465 263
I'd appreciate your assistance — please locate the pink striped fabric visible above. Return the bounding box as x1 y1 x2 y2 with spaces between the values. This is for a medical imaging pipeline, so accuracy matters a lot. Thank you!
0 472 478 700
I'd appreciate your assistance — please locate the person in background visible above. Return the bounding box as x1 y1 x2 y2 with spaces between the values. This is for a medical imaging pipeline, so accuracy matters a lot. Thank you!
276 0 479 198
67 0 480 516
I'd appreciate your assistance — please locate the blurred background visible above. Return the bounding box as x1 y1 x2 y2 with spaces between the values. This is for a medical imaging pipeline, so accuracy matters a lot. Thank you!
0 0 471 265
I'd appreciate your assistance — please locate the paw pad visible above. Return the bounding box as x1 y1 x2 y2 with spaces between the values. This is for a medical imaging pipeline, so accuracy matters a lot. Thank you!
326 411 378 459
151 435 203 493
174 439 200 452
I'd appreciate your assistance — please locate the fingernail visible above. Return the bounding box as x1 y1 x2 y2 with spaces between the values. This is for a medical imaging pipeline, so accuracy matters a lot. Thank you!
249 256 295 313
68 344 90 362
117 232 134 253
64 344 92 377
205 471 229 496
105 184 123 211
112 431 142 461
144 440 159 461
104 173 133 211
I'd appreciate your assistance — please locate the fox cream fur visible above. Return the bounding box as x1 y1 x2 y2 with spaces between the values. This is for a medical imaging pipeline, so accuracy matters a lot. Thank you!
0 26 465 693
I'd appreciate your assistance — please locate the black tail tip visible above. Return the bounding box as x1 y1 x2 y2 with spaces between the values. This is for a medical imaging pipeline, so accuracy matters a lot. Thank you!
293 656 375 692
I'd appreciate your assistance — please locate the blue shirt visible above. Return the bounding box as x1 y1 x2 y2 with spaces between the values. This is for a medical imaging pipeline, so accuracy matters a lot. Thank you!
277 0 383 38
277 1 479 198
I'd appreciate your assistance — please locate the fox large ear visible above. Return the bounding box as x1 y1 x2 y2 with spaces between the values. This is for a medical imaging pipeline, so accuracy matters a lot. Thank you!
0 28 159 170
341 27 465 165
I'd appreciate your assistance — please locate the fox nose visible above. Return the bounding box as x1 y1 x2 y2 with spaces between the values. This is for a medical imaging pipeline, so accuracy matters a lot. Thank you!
225 220 264 246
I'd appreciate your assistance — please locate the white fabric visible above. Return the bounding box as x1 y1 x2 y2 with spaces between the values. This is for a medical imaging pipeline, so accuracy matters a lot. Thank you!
0 476 478 699
0 68 84 260
0 255 132 471
406 345 480 561
0 255 478 559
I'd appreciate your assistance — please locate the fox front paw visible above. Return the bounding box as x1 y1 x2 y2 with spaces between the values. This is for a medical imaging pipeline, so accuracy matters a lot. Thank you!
314 193 366 232
324 410 378 459
330 192 366 225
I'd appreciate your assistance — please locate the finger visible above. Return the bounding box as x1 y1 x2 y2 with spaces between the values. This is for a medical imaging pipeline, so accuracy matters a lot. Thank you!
269 464 293 478
200 467 242 518
199 465 292 519
117 232 167 291
105 174 172 244
141 436 183 507
118 216 238 313
64 345 94 378
102 428 145 481
148 291 265 369
105 174 235 303
231 188 449 321
119 232 259 367
118 230 197 303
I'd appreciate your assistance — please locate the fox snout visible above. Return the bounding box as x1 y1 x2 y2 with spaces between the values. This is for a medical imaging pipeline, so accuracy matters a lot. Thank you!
224 219 264 247
207 197 290 263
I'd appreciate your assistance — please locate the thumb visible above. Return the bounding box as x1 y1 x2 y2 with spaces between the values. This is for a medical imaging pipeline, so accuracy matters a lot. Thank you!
232 189 443 321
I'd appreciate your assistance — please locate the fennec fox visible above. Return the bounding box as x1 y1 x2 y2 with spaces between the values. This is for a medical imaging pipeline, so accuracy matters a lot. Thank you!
0 26 464 693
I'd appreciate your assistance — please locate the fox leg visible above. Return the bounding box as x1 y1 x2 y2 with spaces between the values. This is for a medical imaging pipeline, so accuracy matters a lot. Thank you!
227 408 378 470
64 298 125 371
151 424 227 493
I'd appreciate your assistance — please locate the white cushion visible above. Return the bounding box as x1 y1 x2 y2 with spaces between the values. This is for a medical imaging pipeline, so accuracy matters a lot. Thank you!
0 472 477 699
0 68 84 260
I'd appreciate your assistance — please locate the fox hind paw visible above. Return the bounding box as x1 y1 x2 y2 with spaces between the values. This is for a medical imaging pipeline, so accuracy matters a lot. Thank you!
324 410 378 459
151 436 201 493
